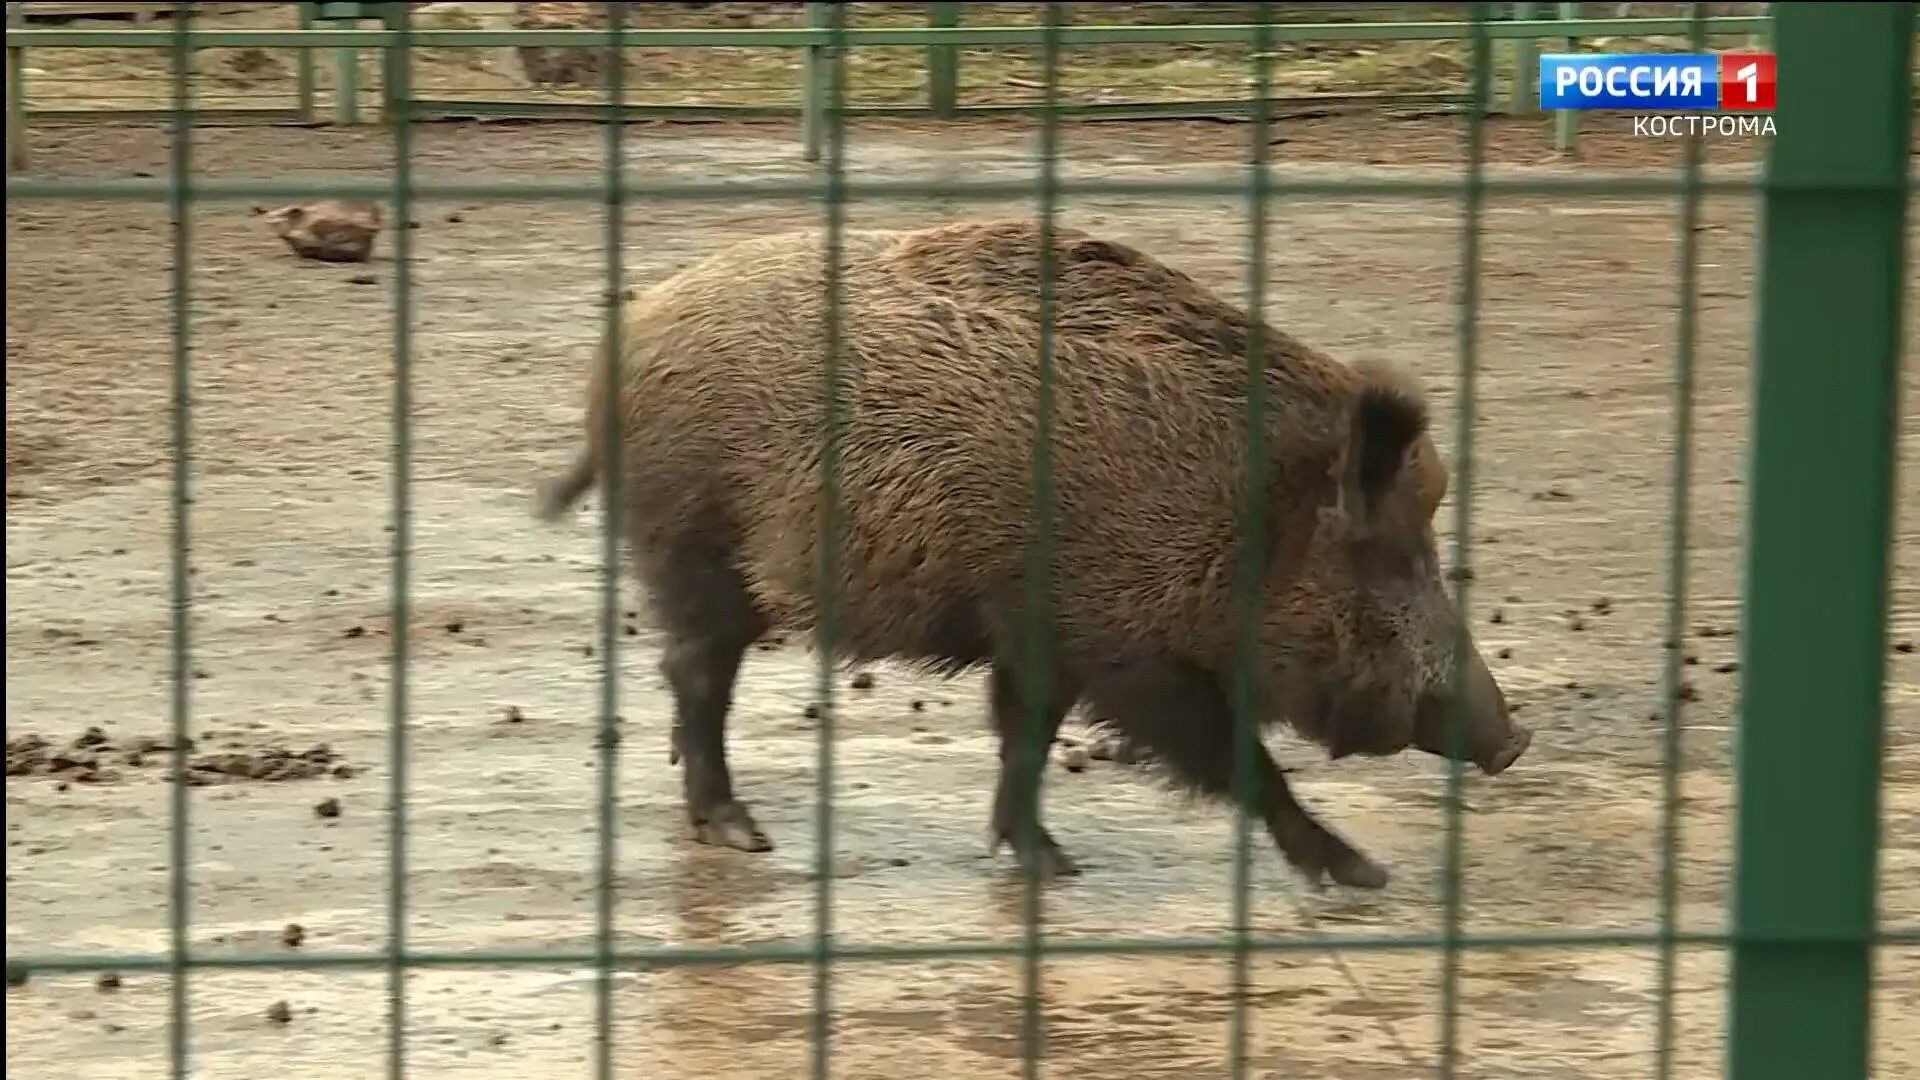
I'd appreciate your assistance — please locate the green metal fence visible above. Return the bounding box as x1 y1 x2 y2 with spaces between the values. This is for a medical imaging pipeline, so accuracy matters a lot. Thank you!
2 2 1914 1078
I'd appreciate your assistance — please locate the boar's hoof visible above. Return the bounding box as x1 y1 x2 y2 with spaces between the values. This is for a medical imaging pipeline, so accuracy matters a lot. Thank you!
1481 726 1533 777
691 802 772 853
1325 850 1389 890
992 826 1080 881
1282 826 1389 890
1021 840 1081 881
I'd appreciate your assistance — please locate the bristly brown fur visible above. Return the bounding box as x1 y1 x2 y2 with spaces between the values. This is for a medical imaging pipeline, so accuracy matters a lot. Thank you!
542 220 1388 674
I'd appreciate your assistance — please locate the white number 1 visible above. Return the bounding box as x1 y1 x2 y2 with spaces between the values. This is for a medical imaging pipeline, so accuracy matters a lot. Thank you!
1736 62 1759 103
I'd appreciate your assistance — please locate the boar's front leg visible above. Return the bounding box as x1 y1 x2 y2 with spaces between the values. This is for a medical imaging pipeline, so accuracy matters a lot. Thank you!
988 657 1082 880
1080 654 1389 890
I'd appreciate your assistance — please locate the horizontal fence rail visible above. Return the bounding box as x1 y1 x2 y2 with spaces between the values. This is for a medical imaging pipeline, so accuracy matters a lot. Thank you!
13 172 1919 204
1 17 1776 48
11 927 1920 980
0 174 1803 201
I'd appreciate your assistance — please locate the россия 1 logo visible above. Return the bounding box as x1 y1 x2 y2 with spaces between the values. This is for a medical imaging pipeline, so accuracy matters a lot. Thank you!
1537 51 1775 136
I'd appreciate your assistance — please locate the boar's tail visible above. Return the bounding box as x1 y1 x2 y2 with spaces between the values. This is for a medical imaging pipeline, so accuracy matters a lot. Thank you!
534 445 598 523
538 307 639 524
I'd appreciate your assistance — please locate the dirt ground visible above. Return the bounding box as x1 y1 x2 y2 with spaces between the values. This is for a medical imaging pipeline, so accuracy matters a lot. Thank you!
6 110 1919 1079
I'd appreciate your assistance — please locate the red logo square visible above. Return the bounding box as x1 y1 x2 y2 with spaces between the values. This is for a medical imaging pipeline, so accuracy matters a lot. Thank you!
1719 52 1776 111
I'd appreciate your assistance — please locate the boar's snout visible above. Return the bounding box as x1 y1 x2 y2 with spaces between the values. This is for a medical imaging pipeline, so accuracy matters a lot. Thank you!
1412 642 1530 776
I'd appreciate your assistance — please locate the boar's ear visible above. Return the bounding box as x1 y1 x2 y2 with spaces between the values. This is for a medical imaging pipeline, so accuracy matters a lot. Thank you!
1337 364 1431 535
1411 432 1449 520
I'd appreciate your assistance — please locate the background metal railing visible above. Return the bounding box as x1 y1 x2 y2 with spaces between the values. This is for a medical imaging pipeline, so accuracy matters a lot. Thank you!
4 2 1776 167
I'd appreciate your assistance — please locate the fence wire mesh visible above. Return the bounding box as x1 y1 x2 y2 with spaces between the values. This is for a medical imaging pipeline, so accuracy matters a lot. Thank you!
3 3 1915 1079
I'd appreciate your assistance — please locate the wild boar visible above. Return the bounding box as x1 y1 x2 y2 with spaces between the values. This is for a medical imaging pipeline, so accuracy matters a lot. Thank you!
259 200 382 263
536 221 1529 890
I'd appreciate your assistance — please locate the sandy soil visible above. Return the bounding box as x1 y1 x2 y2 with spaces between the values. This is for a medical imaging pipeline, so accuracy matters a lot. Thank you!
6 111 1918 1079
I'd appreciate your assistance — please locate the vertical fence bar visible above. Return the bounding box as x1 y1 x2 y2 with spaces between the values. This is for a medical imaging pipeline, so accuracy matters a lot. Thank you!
1438 7 1493 1078
1226 4 1275 1077
1553 0 1578 154
1016 6 1064 1076
295 2 316 123
384 7 415 1078
334 7 360 127
1654 15 1708 1079
164 6 194 1077
6 2 24 173
1508 2 1537 114
927 1 958 118
799 2 826 162
593 7 628 1077
810 6 849 1078
1727 5 1913 1079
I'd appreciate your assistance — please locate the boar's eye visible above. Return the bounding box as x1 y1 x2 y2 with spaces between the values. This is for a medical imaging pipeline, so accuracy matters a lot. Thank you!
1351 528 1428 583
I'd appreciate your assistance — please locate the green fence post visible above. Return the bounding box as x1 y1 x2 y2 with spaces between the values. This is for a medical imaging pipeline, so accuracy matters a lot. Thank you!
927 1 959 118
800 2 827 162
377 2 409 127
1509 2 1538 113
1552 0 1578 154
295 2 316 123
318 1 362 126
5 2 24 173
1727 5 1913 1080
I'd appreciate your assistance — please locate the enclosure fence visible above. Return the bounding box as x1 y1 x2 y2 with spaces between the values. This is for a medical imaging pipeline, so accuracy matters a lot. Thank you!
3 3 1915 1079
3 3 1778 166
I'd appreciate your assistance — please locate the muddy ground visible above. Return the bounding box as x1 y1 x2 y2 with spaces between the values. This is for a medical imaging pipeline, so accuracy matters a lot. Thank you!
6 112 1918 1079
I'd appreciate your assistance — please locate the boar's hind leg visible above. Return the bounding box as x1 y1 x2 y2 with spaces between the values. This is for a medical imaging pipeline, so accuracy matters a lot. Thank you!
645 541 772 854
1081 657 1389 890
988 658 1082 880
